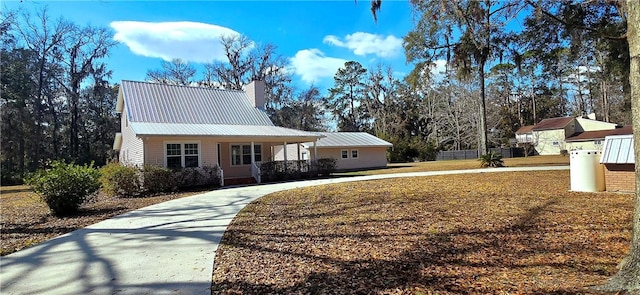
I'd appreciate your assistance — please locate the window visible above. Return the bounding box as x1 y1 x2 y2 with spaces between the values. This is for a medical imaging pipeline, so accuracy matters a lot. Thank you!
341 150 348 159
166 143 182 169
231 144 262 166
552 141 560 146
165 142 199 169
184 143 199 168
351 150 359 159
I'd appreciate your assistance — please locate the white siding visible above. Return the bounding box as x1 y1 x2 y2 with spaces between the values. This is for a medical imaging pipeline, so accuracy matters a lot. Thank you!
533 129 566 155
566 140 604 151
575 118 618 132
119 108 144 166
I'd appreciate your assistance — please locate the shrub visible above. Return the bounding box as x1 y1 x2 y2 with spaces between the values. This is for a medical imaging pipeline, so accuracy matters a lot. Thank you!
99 163 141 197
26 161 101 217
560 149 569 156
141 165 175 194
411 139 438 161
173 166 221 189
479 151 504 168
312 158 337 176
259 161 288 182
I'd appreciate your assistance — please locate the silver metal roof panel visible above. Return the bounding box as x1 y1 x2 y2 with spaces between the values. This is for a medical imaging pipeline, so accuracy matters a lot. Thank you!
600 134 635 164
130 122 321 139
121 80 274 126
303 132 392 148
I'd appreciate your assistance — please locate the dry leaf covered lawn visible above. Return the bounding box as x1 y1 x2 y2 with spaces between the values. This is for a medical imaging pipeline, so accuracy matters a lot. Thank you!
212 170 633 294
0 186 206 256
336 155 570 176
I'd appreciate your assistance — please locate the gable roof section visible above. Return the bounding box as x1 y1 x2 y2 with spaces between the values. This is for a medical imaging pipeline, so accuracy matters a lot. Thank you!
600 134 635 164
302 132 392 148
566 125 632 142
532 117 574 131
515 125 534 134
119 80 273 126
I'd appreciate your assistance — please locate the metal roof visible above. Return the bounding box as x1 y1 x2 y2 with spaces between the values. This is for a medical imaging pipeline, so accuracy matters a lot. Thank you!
120 80 273 126
130 122 321 140
600 134 635 164
302 132 392 148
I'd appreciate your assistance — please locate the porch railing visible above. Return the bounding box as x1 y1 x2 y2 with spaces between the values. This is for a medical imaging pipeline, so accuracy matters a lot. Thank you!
251 161 262 184
258 159 336 183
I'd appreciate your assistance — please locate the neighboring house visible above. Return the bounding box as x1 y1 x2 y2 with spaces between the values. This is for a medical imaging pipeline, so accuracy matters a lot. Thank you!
274 132 393 171
112 80 322 183
566 125 632 151
515 125 534 145
517 115 620 155
600 134 636 192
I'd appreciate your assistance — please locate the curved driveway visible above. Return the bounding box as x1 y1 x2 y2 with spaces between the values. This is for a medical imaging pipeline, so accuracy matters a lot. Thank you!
0 166 569 295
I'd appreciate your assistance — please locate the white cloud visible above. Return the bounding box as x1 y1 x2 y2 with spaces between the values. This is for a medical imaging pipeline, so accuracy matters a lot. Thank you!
323 32 402 58
110 21 242 63
289 49 347 84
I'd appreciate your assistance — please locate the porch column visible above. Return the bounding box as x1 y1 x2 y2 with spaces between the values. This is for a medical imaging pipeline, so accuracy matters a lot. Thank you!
313 140 318 160
250 141 255 165
283 141 288 163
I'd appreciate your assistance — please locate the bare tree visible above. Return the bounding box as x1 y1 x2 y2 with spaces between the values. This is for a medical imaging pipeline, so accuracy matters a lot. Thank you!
13 8 73 168
146 58 196 86
202 34 292 114
58 24 117 160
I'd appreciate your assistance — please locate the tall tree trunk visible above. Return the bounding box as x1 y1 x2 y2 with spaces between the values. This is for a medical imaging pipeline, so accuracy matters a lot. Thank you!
597 0 640 291
479 65 489 155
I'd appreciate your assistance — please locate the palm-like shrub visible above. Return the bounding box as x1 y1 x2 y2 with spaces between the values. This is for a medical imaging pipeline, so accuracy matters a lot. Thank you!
27 161 101 216
479 151 504 168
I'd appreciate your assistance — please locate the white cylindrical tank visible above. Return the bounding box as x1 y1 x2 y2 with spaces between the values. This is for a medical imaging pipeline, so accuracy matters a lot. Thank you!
569 150 605 192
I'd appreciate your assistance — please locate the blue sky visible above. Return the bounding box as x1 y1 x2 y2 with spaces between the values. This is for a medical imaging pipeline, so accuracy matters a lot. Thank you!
5 0 421 91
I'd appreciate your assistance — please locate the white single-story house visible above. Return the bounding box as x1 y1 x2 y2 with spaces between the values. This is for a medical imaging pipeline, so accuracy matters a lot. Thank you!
515 114 620 155
274 132 393 171
600 134 636 193
113 80 323 184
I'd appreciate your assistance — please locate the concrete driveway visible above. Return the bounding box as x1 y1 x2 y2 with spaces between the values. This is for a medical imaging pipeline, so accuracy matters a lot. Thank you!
0 166 569 295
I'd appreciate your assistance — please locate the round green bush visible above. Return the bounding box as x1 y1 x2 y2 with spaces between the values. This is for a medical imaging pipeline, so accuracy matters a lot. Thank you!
26 161 101 217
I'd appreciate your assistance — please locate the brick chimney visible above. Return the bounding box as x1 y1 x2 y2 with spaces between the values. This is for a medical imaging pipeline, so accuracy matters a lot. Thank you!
245 81 266 110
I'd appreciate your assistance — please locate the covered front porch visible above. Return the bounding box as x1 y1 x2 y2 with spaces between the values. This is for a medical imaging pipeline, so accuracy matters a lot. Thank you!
131 122 323 185
216 139 322 185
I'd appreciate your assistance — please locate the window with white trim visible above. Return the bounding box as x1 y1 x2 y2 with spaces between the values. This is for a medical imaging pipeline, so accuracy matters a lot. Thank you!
341 150 348 159
231 144 262 166
165 142 199 169
351 149 359 159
